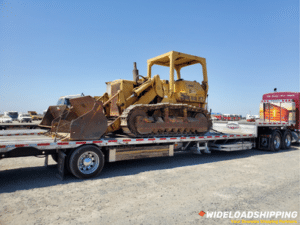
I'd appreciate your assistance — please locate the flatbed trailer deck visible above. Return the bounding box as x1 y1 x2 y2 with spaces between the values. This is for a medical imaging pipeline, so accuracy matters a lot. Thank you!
0 129 46 137
0 121 40 130
0 121 295 179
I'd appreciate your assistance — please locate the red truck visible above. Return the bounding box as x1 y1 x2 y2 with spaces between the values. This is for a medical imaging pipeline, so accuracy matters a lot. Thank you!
260 91 299 142
222 114 232 121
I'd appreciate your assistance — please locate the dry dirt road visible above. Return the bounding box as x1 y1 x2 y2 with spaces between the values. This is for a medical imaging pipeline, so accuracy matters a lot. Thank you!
0 145 299 225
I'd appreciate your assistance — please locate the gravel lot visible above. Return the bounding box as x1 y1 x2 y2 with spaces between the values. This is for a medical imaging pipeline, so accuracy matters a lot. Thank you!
0 145 299 225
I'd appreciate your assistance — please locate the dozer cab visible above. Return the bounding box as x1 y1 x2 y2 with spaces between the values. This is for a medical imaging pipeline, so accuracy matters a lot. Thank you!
40 51 212 140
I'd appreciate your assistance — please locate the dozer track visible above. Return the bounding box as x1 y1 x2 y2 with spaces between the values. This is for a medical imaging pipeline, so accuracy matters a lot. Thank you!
120 103 212 137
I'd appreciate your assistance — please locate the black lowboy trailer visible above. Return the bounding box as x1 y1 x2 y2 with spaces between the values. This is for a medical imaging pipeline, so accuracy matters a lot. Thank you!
0 121 296 180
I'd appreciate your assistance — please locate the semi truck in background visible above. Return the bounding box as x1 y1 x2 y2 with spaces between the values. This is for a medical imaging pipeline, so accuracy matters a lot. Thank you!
4 111 19 121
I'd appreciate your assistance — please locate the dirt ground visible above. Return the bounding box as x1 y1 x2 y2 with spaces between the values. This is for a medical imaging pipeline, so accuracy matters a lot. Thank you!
0 144 299 225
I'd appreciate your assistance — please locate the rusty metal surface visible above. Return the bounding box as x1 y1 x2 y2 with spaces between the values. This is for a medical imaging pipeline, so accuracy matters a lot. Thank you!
39 105 67 128
126 109 147 134
40 96 108 140
104 90 120 107
48 97 91 134
120 103 212 137
132 62 139 82
70 101 107 140
110 83 121 116
69 96 95 117
109 145 170 162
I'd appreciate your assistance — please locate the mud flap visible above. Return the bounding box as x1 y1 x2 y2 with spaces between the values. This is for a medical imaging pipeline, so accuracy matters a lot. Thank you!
56 150 66 180
258 134 271 150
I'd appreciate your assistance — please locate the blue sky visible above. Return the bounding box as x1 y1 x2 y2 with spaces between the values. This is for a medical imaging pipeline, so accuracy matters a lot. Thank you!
0 0 299 116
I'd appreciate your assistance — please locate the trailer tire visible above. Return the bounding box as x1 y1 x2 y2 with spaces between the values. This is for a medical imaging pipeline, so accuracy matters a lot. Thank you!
270 131 281 151
64 151 73 174
69 145 104 179
281 130 292 149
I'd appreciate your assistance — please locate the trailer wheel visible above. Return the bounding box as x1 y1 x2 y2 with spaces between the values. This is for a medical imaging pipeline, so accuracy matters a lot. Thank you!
270 131 281 151
69 145 104 179
281 130 292 149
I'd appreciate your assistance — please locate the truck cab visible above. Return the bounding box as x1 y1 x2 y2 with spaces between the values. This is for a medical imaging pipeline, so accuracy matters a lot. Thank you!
4 111 19 121
260 92 299 130
57 94 83 106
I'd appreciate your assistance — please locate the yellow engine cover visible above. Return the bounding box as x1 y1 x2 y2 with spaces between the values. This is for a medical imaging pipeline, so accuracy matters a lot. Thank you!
107 79 135 116
174 80 206 105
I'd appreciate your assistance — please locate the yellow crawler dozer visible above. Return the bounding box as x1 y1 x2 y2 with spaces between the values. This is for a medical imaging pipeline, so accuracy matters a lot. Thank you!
40 51 212 140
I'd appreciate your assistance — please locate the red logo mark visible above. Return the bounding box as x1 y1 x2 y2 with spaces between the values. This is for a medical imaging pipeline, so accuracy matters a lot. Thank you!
199 211 206 217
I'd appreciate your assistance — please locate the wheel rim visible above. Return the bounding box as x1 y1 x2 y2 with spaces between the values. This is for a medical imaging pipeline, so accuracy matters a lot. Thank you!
77 151 99 174
261 138 268 147
285 134 291 147
274 135 281 149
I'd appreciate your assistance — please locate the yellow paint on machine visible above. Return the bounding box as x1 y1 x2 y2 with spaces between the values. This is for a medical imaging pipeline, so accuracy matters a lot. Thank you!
40 51 211 140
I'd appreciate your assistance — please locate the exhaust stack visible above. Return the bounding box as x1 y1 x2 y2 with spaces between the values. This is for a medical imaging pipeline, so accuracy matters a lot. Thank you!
133 62 139 82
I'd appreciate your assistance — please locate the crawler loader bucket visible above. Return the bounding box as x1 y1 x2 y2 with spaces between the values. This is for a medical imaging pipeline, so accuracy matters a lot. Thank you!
40 105 68 128
40 96 108 141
